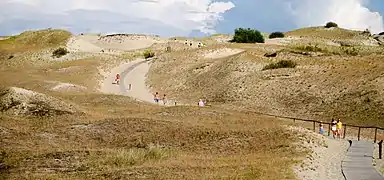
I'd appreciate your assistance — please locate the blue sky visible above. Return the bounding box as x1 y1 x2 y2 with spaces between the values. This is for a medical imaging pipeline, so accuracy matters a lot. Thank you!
1 0 384 37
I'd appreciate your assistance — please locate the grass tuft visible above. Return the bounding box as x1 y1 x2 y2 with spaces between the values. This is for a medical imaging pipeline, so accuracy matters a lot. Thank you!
263 60 297 70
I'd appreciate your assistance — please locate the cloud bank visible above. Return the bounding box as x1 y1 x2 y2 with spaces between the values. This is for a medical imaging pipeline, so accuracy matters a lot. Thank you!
0 0 383 36
286 0 384 34
0 0 235 36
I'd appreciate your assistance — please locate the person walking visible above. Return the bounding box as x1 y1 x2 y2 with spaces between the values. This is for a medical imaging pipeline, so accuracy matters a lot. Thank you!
337 119 343 139
153 92 160 104
198 99 205 107
319 121 325 135
331 118 337 138
162 94 167 105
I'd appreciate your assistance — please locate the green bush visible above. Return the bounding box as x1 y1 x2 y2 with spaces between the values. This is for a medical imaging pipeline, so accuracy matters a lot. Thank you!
143 49 155 59
262 60 297 70
52 47 68 58
269 32 285 39
325 22 338 28
230 28 265 43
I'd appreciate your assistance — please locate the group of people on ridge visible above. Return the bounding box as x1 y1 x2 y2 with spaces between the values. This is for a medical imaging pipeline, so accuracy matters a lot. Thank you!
319 118 343 138
153 92 167 105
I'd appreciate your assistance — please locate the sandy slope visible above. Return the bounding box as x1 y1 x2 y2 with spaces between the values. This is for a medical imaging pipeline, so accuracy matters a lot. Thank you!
202 48 244 59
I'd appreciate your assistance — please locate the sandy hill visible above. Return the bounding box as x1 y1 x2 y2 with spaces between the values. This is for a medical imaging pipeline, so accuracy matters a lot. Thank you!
148 27 384 126
0 87 79 117
0 26 383 179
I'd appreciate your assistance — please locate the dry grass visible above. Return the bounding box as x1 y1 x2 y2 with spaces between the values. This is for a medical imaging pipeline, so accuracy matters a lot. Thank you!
147 33 384 127
3 26 382 179
0 29 309 179
0 29 71 54
0 29 72 68
285 27 364 40
287 43 384 56
0 107 302 179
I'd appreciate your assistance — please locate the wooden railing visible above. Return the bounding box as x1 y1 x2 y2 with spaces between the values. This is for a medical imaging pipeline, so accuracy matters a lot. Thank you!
253 112 384 143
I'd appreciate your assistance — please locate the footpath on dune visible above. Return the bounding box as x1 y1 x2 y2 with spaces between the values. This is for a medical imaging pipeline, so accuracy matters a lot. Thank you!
100 59 155 104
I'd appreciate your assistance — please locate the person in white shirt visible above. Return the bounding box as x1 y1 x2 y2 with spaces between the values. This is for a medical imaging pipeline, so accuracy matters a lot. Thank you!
198 99 205 107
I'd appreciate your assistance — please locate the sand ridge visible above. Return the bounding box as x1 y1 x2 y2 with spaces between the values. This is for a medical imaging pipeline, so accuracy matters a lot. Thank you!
67 34 164 54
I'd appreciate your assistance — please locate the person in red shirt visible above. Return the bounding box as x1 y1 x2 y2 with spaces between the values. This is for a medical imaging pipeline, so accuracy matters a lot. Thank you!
115 74 120 85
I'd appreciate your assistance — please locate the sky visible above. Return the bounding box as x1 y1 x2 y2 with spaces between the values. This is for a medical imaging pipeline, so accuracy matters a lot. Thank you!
1 0 384 37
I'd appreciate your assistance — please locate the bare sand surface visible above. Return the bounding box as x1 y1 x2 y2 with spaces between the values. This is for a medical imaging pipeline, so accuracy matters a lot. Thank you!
124 60 154 103
264 37 301 45
288 126 348 180
99 59 155 104
50 82 87 92
67 34 161 54
203 48 244 59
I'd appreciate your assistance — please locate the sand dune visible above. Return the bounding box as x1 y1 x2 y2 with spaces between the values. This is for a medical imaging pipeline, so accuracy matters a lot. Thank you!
67 34 164 54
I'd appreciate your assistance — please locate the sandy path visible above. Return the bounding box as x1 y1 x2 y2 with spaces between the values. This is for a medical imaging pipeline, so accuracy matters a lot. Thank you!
291 126 349 180
100 59 155 104
121 59 154 103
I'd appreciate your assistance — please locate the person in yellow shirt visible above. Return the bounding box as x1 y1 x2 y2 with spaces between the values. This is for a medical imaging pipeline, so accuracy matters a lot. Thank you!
336 119 343 139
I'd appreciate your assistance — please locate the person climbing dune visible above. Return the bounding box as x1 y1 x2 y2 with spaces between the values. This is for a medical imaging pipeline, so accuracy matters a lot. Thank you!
115 73 120 85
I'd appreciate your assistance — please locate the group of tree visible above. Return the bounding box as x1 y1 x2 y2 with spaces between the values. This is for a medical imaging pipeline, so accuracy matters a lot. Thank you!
230 21 339 44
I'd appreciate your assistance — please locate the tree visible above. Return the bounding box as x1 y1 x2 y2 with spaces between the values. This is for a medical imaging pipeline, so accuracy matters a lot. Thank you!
325 22 338 28
230 28 264 43
269 32 285 39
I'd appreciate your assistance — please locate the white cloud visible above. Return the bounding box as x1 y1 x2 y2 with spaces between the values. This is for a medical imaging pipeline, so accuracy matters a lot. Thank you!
285 0 384 33
1 0 383 36
0 0 235 36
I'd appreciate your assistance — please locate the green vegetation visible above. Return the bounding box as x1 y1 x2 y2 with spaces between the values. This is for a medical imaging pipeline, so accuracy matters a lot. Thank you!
230 28 265 43
269 32 285 39
52 47 69 58
325 22 338 28
262 60 297 70
143 49 155 59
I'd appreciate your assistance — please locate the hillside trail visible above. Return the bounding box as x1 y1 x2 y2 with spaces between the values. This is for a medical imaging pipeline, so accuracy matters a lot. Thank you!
97 36 294 105
100 59 156 104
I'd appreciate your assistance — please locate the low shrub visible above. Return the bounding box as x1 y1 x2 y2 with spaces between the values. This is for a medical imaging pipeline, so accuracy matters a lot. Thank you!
52 47 68 58
343 47 359 56
294 44 323 52
143 49 155 59
325 22 338 28
269 32 285 39
262 60 297 70
230 28 265 43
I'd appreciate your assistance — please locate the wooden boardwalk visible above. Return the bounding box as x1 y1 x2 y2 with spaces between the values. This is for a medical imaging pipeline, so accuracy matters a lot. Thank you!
342 140 384 180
